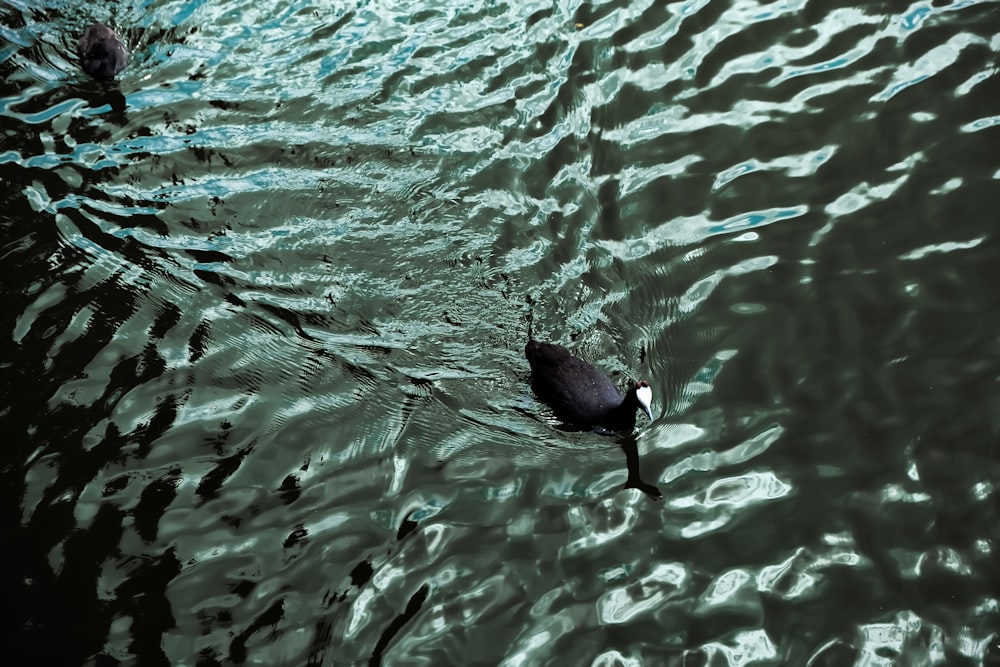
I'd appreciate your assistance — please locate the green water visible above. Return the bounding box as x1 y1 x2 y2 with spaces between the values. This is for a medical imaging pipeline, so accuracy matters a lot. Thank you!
2 0 999 664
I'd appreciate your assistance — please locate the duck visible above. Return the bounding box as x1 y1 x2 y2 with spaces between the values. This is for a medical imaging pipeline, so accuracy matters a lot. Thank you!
525 340 653 434
78 23 128 80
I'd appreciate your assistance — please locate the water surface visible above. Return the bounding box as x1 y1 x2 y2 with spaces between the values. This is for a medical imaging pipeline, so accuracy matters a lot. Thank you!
2 0 999 664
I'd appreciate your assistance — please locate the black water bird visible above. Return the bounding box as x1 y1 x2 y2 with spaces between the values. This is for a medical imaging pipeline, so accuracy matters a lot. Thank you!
78 23 128 80
525 340 653 434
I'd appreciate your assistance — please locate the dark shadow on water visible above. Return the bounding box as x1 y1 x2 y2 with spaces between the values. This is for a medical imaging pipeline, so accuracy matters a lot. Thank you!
619 435 662 500
299 510 426 665
369 584 430 667
80 82 128 116
229 597 285 663
545 421 662 500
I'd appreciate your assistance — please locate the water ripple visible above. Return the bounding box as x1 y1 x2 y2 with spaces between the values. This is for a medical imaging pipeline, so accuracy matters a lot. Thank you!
3 0 1000 663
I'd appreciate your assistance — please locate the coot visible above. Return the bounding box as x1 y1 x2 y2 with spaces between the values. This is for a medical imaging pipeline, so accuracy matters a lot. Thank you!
78 23 128 80
525 340 652 434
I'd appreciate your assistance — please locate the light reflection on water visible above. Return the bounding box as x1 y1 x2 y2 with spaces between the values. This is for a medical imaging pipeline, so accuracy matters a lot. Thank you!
2 0 1000 664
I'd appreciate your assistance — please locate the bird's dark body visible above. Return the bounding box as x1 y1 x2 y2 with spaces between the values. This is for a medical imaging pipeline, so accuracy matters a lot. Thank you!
78 24 128 80
525 340 646 434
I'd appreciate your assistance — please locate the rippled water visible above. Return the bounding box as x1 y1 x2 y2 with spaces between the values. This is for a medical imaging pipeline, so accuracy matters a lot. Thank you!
3 0 1000 664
